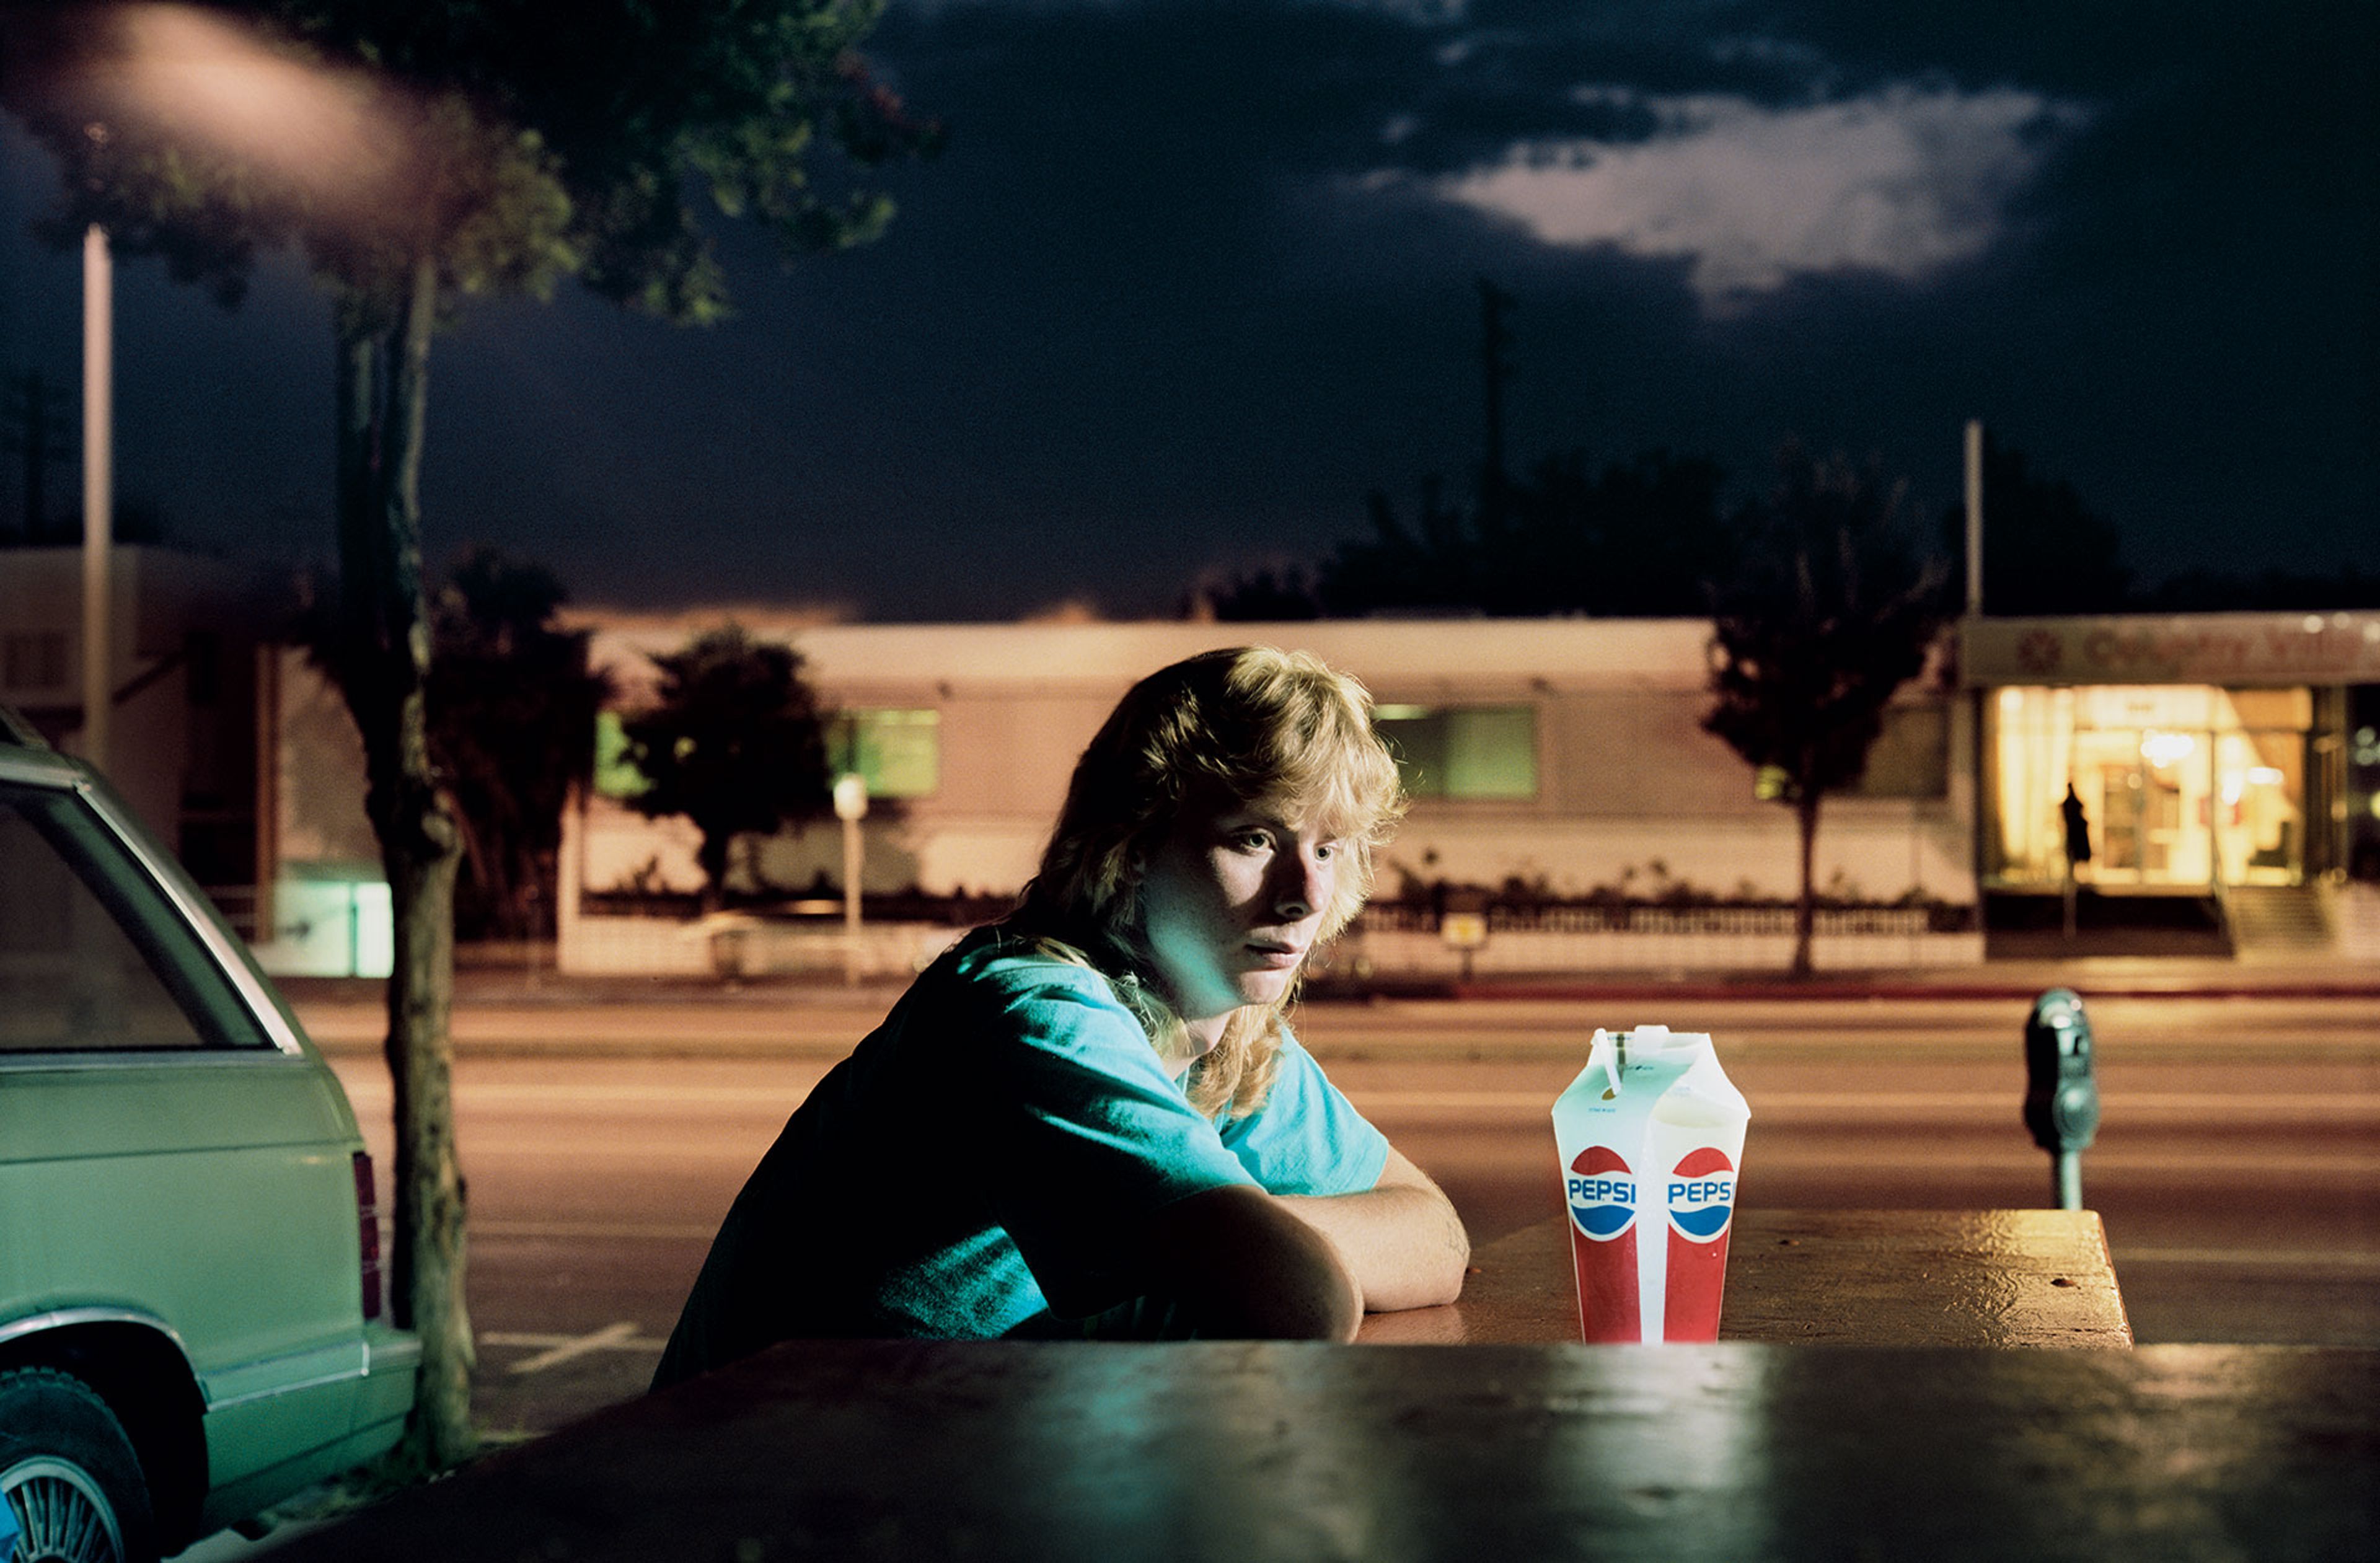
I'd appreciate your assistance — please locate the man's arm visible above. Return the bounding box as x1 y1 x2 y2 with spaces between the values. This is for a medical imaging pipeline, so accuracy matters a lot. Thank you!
1277 1144 1471 1312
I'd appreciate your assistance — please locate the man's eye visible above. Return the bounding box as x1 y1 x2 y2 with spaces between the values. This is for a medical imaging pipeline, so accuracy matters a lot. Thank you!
1315 842 1339 861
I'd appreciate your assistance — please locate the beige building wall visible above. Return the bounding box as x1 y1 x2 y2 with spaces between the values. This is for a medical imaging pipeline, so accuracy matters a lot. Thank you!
271 648 378 868
576 616 1976 909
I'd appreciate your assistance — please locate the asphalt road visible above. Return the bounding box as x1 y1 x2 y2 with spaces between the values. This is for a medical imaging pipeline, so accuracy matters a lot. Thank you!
302 986 2379 1443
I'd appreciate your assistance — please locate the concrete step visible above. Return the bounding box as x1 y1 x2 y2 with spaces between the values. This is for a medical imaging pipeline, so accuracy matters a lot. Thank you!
2224 885 2333 955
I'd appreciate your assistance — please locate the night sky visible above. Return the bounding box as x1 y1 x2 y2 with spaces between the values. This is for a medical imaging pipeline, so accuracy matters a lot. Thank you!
2 0 2373 622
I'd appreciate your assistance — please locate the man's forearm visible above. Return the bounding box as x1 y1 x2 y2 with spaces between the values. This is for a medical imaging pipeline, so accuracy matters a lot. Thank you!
1277 1181 1470 1312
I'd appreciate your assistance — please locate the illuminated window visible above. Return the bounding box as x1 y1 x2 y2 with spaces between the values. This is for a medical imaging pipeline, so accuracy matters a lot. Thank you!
829 710 940 800
1374 705 1536 799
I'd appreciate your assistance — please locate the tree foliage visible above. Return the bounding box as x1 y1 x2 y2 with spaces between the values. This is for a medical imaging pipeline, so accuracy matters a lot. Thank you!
1313 449 1730 617
1704 445 1950 976
428 547 609 941
621 625 832 912
1941 438 2130 614
2 1 939 319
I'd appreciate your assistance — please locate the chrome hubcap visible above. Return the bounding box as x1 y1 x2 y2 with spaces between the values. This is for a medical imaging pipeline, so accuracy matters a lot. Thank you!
2 1456 125 1563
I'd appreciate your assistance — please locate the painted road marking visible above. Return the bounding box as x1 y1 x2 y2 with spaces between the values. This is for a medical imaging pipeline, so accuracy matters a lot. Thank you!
483 1323 660 1374
475 1220 716 1241
332 1078 826 1109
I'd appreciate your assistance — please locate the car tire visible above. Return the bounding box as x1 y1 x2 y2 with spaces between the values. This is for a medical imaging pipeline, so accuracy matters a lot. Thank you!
0 1367 159 1563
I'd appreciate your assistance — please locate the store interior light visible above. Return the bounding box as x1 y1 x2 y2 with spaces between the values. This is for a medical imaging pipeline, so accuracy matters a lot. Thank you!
2140 729 2197 767
2247 766 2285 786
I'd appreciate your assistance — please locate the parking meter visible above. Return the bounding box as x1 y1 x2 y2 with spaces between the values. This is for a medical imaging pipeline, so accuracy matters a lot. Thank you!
2022 988 2100 1209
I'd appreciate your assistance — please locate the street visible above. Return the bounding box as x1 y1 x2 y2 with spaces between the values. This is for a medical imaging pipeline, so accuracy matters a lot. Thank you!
303 985 2380 1442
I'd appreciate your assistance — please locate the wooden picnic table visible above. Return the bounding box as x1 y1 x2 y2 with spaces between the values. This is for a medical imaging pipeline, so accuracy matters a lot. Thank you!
1357 1208 2133 1347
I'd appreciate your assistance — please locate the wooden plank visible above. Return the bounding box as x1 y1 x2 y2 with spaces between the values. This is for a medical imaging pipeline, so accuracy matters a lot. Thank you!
262 1340 2374 1563
1357 1209 2131 1347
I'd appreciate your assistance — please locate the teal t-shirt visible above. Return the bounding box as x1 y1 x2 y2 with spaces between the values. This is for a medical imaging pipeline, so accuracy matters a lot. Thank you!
654 930 1387 1378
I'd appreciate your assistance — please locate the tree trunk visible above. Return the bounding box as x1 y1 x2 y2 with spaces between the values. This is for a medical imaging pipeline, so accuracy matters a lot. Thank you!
1792 791 1821 979
335 254 475 1476
698 830 731 916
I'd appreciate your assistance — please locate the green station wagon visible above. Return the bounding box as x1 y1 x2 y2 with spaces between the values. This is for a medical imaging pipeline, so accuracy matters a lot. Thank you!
0 710 418 1562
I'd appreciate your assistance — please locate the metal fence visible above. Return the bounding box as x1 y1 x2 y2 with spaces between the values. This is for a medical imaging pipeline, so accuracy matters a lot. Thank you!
1356 900 1977 937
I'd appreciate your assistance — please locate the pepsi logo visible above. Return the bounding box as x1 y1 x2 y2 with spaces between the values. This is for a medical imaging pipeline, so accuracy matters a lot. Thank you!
1566 1145 1636 1240
1665 1146 1736 1242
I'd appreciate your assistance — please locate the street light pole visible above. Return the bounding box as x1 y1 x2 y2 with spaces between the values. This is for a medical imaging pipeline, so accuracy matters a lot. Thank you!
833 773 868 985
81 222 113 774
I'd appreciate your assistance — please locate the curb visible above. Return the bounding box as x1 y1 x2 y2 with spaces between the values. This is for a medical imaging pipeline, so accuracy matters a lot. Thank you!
1350 978 2380 1003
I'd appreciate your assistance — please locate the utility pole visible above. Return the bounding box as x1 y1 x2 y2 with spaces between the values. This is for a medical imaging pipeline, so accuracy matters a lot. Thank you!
1476 276 1515 519
82 223 113 774
1963 419 1985 617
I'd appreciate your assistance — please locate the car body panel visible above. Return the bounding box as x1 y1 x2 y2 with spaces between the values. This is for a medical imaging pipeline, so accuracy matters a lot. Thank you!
0 715 418 1545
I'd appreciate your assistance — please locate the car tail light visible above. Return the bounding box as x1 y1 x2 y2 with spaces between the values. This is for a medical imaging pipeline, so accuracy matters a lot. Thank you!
353 1151 384 1321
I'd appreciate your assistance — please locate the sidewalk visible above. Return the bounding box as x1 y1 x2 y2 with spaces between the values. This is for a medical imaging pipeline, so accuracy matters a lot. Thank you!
1375 953 2380 1003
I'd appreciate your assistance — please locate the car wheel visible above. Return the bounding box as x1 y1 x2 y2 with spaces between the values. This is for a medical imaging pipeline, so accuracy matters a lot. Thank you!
0 1368 157 1563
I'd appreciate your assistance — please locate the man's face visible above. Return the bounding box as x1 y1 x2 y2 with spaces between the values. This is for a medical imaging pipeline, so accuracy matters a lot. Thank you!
1138 798 1340 1031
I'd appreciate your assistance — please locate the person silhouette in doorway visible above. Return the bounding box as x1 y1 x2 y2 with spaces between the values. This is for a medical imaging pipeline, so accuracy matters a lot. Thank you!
2061 783 2092 881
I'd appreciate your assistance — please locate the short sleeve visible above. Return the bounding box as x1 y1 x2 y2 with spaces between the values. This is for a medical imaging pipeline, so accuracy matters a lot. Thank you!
1214 1031 1388 1197
966 962 1254 1315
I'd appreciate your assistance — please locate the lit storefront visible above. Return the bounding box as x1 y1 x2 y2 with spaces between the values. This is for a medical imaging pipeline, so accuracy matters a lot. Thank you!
1964 613 2379 892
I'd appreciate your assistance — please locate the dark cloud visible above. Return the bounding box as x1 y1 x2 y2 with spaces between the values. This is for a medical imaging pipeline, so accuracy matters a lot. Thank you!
1 0 2371 618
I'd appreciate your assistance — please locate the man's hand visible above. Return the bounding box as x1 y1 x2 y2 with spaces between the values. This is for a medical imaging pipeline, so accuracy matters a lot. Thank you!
1276 1145 1471 1312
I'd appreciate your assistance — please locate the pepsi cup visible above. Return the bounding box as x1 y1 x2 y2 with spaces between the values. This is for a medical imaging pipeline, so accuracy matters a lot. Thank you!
1553 1026 1750 1343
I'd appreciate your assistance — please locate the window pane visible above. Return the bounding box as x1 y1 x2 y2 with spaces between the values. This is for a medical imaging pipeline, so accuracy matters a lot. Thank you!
1376 706 1535 799
831 710 940 799
1444 708 1537 798
0 786 267 1052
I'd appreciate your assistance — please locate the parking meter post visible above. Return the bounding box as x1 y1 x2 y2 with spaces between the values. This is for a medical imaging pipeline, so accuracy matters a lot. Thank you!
2022 988 2101 1212
2053 1150 2082 1212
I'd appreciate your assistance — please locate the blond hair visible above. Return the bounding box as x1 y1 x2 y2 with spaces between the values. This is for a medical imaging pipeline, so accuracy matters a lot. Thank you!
1013 646 1404 1116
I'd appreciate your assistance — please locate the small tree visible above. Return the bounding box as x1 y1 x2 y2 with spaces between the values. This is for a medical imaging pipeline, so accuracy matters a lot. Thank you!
1704 446 1949 977
621 626 832 912
428 548 609 941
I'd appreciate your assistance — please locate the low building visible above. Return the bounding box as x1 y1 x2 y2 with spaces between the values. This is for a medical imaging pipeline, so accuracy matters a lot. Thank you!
1962 612 2380 953
0 544 266 897
247 607 2379 977
562 615 1973 975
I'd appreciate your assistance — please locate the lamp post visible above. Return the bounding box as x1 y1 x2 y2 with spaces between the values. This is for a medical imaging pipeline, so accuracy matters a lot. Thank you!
833 772 868 984
80 221 112 774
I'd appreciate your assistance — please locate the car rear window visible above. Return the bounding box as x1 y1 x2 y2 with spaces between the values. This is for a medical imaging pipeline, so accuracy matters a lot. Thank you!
0 783 273 1052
